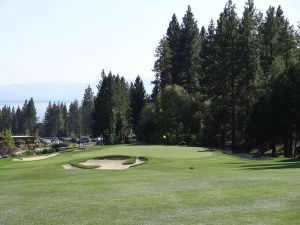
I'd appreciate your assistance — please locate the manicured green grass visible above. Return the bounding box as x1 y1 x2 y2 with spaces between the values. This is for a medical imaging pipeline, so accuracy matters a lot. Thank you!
0 145 300 225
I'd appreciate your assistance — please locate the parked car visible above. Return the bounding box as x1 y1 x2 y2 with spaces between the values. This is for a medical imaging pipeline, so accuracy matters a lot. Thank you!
60 137 71 142
40 138 52 144
77 137 90 144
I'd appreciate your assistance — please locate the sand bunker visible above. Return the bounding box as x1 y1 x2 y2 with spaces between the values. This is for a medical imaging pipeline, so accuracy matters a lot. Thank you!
13 153 60 161
63 156 147 170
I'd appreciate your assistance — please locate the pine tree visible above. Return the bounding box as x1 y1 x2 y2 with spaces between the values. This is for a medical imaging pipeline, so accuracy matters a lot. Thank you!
81 85 94 136
14 107 22 134
130 75 146 131
235 0 262 144
114 76 131 143
212 0 239 149
43 102 54 136
20 100 28 133
1 106 13 131
178 5 201 93
93 70 131 144
152 37 173 98
259 6 279 84
67 100 81 137
25 98 37 134
93 70 114 142
166 14 181 84
200 19 217 98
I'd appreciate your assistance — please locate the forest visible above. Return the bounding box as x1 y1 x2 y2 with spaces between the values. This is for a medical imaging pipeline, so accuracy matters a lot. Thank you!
0 0 300 157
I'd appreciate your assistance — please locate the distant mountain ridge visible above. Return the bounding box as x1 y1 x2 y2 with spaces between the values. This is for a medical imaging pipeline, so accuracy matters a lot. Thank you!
0 82 97 102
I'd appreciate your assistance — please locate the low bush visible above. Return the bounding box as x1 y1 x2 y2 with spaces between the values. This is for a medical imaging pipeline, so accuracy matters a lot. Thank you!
51 142 68 150
42 148 56 154
23 150 34 156
0 147 16 156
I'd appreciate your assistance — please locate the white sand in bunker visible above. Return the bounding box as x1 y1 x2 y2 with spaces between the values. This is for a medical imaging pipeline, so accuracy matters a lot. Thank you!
63 156 147 170
13 153 60 161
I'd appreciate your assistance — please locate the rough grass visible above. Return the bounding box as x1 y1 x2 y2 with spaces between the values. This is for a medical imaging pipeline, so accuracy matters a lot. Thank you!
122 156 137 165
0 145 300 225
69 162 99 169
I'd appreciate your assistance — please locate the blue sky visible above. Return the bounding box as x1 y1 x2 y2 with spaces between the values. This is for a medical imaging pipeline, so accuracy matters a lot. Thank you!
0 0 299 93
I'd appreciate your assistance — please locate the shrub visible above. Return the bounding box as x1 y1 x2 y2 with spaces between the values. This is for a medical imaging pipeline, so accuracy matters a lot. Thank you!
23 150 34 156
51 142 68 151
0 148 15 156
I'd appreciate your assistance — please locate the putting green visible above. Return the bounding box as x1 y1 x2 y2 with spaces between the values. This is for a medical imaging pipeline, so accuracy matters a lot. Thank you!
88 145 214 159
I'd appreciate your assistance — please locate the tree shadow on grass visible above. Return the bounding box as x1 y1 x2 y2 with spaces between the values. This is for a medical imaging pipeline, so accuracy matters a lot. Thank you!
240 161 300 170
198 148 220 152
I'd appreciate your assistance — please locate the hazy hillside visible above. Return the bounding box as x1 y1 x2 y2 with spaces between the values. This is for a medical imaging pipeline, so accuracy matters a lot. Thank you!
0 82 97 102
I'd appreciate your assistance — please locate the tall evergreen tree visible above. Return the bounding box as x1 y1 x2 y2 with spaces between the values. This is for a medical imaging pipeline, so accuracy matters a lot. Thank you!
25 98 37 134
81 85 94 136
211 0 240 149
20 100 28 133
114 76 131 143
67 100 81 137
130 75 146 131
43 102 68 137
259 6 279 86
235 0 262 144
43 102 54 136
93 70 130 144
200 19 217 97
152 37 173 98
166 14 181 84
178 5 201 93
93 70 114 142
1 106 13 131
12 106 22 134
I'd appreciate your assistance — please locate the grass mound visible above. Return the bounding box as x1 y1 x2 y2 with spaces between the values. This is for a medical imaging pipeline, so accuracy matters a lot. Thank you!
69 162 99 169
93 155 130 160
122 156 137 165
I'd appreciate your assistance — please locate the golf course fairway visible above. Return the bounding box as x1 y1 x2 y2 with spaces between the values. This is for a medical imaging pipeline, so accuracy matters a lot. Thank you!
0 145 299 225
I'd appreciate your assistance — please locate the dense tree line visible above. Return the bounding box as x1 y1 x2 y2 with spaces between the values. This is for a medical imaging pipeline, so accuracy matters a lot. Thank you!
92 70 145 144
42 85 94 138
146 0 300 157
1 0 299 158
0 98 37 135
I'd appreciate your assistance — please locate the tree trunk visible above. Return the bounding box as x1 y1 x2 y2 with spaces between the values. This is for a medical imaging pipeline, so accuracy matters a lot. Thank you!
271 140 276 157
221 124 226 149
231 105 236 151
292 132 297 158
260 143 265 155
283 137 289 157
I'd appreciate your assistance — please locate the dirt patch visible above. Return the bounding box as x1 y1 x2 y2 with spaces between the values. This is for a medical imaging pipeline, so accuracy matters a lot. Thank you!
13 153 60 161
